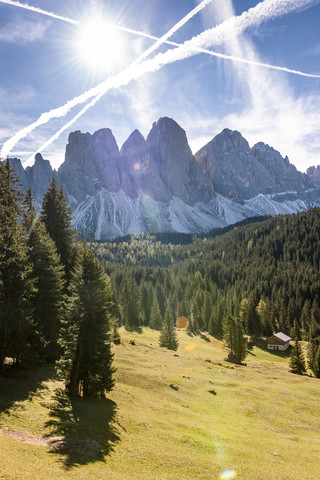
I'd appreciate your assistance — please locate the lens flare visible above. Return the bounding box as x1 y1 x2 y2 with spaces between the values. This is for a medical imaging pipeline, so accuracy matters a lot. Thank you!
219 470 237 479
185 344 196 351
176 316 189 329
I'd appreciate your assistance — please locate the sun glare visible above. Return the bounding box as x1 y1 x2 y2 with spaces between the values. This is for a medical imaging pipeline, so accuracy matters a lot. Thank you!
77 19 124 72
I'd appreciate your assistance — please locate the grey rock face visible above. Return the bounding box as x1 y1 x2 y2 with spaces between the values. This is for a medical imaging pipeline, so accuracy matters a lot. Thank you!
146 117 214 204
59 128 121 202
195 129 313 199
7 117 320 240
307 165 320 186
25 153 53 203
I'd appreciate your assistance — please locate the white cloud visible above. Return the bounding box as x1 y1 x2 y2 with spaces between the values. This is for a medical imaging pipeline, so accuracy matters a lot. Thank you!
0 17 49 43
192 0 320 172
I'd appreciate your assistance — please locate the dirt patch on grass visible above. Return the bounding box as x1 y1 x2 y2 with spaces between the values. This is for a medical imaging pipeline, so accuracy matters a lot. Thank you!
0 427 100 456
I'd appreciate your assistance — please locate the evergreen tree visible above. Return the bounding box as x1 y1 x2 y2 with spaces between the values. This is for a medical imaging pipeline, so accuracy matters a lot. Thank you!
150 296 163 330
223 315 247 364
289 339 306 375
202 291 212 331
307 338 320 377
57 243 115 398
41 177 76 289
121 274 140 330
159 308 179 351
23 189 65 361
0 160 33 368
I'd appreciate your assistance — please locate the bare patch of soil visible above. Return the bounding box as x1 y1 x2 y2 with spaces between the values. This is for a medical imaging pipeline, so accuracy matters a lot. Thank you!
0 427 100 456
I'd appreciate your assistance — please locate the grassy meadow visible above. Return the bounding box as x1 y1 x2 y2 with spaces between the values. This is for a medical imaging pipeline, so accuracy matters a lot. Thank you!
0 328 319 480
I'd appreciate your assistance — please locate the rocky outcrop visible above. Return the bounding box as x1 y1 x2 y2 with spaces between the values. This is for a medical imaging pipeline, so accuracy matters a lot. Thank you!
306 165 320 186
25 153 53 203
7 117 320 240
58 128 121 203
145 117 214 204
194 129 313 200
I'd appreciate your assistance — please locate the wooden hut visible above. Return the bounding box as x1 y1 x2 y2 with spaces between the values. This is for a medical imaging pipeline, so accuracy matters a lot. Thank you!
266 332 292 351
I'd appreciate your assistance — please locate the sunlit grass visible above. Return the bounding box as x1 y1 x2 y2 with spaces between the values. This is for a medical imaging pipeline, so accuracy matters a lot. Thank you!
0 328 319 479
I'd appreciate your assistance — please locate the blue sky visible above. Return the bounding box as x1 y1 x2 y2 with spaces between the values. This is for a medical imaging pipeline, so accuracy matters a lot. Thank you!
0 0 319 172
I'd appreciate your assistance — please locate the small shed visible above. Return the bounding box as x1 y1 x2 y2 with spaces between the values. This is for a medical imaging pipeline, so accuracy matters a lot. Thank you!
266 332 292 351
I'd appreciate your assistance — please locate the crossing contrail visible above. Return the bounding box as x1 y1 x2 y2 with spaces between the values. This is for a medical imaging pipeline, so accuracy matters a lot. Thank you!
2 0 320 160
24 0 215 163
2 0 215 160
0 0 214 46
0 0 79 24
26 43 320 164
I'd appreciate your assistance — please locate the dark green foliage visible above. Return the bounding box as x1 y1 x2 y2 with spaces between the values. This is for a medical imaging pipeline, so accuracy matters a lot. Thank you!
41 177 76 289
289 339 306 375
0 160 33 367
150 296 163 330
223 315 247 364
159 308 179 351
23 189 65 362
90 208 320 345
202 291 213 331
121 273 140 330
57 243 115 398
307 337 320 377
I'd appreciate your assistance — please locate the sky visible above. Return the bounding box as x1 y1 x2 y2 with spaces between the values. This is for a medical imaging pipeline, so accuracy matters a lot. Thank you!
0 0 319 172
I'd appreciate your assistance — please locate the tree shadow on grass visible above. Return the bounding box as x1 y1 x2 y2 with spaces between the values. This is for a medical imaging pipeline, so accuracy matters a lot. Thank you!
0 363 55 416
45 389 122 468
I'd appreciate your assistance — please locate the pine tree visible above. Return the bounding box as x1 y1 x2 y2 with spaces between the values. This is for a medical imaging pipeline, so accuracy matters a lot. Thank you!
0 160 33 368
41 177 76 290
121 274 140 330
23 189 65 361
150 296 163 330
57 243 115 398
307 338 320 377
202 291 212 331
289 338 306 375
223 315 247 364
159 308 179 351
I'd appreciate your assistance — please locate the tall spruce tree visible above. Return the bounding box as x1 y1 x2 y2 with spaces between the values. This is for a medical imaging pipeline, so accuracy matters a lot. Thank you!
23 189 65 362
41 177 76 290
159 307 179 351
289 338 306 375
121 274 140 330
223 315 247 364
150 296 163 330
307 338 320 377
58 243 115 398
0 160 33 368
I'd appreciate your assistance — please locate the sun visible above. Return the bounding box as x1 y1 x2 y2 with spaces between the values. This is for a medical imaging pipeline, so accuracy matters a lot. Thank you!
76 18 125 72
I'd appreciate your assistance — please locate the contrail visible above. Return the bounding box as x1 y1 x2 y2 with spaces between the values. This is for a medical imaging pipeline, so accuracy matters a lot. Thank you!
3 0 214 160
0 0 212 46
26 43 320 164
24 0 214 163
2 0 320 159
0 0 78 24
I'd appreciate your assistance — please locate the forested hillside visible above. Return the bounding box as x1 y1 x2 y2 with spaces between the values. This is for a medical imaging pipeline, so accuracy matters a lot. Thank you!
0 161 115 396
91 209 320 342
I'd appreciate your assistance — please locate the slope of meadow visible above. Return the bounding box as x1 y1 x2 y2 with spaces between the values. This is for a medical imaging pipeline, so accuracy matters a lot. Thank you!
0 328 319 480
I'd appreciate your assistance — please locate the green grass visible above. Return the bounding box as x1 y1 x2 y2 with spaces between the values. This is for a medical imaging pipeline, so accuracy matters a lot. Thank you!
0 329 320 479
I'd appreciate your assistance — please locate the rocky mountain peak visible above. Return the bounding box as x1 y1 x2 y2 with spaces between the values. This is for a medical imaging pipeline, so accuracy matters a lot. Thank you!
215 128 250 152
120 129 146 158
146 116 189 153
92 128 119 158
8 116 320 240
307 165 320 186
145 116 214 204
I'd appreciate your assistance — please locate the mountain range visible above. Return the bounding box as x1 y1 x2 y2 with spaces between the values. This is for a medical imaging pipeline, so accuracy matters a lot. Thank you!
9 116 320 240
